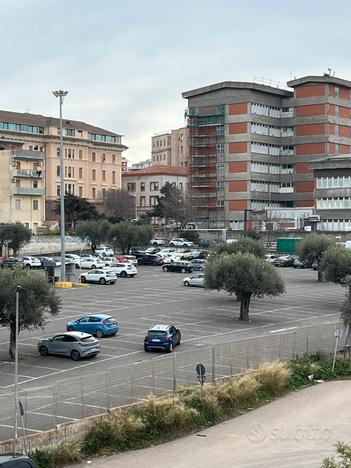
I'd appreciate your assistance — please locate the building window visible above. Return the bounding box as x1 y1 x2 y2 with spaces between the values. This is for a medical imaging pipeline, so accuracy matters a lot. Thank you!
179 182 183 191
66 128 75 137
15 199 21 210
15 179 20 188
150 181 159 191
102 170 106 181
56 166 60 177
78 186 83 197
335 86 340 97
92 187 96 198
335 143 340 154
335 125 340 136
92 169 96 181
102 153 106 162
33 199 39 210
57 186 60 196
33 180 38 188
335 105 340 117
92 152 96 162
112 171 116 184
79 167 83 179
67 167 72 178
140 182 145 191
140 196 146 207
79 149 83 159
56 147 60 157
65 183 74 195
149 196 157 206
127 182 136 192
112 154 116 163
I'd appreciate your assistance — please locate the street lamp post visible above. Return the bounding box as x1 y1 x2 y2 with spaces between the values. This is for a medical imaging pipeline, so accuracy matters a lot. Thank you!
13 285 21 455
53 90 69 281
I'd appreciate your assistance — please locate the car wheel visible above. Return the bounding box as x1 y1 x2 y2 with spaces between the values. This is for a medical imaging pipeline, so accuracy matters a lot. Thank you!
75 264 80 269
169 243 175 247
99 278 106 285
144 346 149 352
184 281 190 287
67 326 74 331
121 271 127 278
181 268 186 273
168 341 173 353
39 345 49 356
96 329 104 338
25 264 31 269
177 338 181 346
163 266 168 272
152 242 158 246
71 350 80 361
91 264 96 269
81 276 86 283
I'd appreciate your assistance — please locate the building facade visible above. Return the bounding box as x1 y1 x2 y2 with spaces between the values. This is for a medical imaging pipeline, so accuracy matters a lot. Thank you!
0 110 127 224
130 159 152 171
182 74 351 228
122 165 188 218
151 128 189 167
311 155 351 231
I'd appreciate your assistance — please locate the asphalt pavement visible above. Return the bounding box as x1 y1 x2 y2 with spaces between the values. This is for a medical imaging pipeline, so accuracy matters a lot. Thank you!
67 380 351 468
0 266 344 441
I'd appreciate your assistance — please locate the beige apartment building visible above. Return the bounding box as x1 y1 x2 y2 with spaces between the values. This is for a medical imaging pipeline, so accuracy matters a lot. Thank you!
0 110 127 227
151 127 189 167
122 165 189 218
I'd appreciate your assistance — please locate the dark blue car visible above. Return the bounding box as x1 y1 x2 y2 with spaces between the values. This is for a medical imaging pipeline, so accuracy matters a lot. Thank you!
66 314 119 338
144 324 181 353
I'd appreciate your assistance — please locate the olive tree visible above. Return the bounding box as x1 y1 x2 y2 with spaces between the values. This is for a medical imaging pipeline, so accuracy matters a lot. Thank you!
0 269 61 359
297 234 334 281
212 236 266 259
204 253 285 321
0 223 31 256
76 219 111 253
108 222 153 254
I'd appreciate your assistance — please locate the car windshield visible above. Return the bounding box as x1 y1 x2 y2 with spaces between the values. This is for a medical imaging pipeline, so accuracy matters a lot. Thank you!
80 336 96 343
106 317 117 324
148 330 167 336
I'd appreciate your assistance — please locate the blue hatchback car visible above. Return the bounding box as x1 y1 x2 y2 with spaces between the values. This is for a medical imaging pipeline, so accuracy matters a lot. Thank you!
66 314 119 338
144 324 181 353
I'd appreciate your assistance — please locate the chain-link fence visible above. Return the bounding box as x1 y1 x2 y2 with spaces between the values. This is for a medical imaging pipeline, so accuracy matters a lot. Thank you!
0 321 344 441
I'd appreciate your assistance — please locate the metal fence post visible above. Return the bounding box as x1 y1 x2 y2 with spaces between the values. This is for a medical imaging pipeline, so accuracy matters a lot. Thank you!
80 377 84 418
53 384 58 427
106 370 111 411
306 334 309 355
130 364 134 397
212 346 215 382
230 343 233 376
172 353 176 393
152 359 155 394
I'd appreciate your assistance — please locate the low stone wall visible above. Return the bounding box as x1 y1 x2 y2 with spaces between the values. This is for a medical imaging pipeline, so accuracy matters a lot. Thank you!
0 402 139 455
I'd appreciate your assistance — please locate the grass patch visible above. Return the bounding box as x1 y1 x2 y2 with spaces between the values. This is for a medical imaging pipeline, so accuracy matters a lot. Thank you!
30 353 351 468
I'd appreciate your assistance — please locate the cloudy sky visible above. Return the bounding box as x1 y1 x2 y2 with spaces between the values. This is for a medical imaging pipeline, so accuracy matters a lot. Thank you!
1 0 350 163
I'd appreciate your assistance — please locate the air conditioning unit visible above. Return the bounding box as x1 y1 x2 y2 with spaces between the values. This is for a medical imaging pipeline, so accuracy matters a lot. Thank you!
12 160 17 167
11 178 16 183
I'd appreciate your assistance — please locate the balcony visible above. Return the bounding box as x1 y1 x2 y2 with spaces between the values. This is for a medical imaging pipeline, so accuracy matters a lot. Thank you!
13 169 44 178
12 187 44 196
12 150 44 160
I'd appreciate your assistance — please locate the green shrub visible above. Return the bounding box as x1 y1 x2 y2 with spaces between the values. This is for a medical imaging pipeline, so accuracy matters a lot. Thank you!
322 441 351 467
179 230 200 244
30 449 55 468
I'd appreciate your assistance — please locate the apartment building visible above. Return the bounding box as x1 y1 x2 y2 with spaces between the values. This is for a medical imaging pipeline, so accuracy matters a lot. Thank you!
182 74 351 229
0 110 127 223
311 155 351 231
122 165 188 218
151 128 189 167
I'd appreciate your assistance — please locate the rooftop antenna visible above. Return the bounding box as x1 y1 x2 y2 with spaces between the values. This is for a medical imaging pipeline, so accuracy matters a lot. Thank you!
327 68 332 75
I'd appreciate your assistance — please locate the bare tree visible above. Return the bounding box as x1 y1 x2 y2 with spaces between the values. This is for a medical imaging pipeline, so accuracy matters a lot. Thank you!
100 188 135 220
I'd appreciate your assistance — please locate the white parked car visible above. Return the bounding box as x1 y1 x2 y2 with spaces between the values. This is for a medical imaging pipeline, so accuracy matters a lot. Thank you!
159 248 177 255
22 256 42 269
80 269 117 285
183 273 205 288
65 254 81 262
149 237 165 246
169 238 194 248
95 246 114 256
105 262 137 278
76 256 105 269
123 255 138 266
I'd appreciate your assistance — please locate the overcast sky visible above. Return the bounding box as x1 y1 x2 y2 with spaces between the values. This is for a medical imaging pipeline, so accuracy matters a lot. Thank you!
1 0 351 163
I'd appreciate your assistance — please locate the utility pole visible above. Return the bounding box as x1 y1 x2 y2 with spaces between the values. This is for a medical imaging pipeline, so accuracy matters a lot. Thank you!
53 90 68 281
13 286 21 455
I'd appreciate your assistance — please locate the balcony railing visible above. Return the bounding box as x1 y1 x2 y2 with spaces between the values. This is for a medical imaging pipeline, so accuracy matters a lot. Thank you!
12 187 44 196
12 169 44 178
12 150 44 160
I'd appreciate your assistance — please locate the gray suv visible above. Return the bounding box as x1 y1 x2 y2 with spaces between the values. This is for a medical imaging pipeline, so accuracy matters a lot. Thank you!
38 332 100 361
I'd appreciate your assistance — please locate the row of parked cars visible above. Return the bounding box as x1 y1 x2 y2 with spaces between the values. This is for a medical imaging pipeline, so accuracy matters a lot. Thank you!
266 254 317 269
37 312 182 361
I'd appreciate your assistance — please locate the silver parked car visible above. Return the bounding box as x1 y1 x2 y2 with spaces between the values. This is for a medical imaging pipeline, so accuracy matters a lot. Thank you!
38 332 100 361
183 273 205 287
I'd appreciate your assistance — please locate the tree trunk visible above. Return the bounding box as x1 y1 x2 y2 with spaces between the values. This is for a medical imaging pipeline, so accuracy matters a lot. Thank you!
317 268 323 282
9 321 16 361
239 293 251 321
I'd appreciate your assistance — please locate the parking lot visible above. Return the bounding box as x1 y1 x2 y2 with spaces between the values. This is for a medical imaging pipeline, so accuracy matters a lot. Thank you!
0 265 344 440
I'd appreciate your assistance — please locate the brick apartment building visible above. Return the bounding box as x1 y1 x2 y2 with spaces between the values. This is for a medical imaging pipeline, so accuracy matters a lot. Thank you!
182 74 351 229
0 110 127 230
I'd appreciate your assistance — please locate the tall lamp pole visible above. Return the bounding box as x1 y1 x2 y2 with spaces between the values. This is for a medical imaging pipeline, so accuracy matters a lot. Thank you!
13 286 21 455
53 90 68 281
